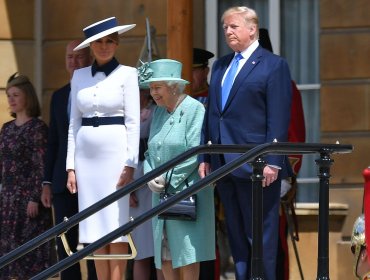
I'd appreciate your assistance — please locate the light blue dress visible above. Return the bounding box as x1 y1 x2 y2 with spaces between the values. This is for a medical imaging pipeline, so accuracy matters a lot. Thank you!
144 95 215 269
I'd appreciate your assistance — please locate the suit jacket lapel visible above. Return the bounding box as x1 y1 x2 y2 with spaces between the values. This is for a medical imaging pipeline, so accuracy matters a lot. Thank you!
223 48 262 112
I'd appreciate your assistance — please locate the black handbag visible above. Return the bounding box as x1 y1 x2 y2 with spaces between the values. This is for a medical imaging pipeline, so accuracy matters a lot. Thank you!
158 169 197 221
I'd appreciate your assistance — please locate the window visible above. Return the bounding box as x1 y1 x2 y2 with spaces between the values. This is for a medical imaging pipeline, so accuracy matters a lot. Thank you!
282 0 320 202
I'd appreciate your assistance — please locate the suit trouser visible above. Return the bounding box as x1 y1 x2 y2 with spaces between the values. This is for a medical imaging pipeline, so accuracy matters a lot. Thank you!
53 193 97 280
53 193 81 279
53 192 98 280
216 175 281 280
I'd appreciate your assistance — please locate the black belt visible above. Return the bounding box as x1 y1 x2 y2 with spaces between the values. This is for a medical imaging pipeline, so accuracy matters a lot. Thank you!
81 116 125 127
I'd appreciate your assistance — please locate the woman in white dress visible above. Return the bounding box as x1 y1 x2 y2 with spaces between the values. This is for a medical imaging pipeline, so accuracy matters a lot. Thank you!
66 17 140 280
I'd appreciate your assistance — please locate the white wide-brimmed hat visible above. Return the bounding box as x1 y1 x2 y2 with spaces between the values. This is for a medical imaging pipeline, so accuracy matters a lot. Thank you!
74 17 135 51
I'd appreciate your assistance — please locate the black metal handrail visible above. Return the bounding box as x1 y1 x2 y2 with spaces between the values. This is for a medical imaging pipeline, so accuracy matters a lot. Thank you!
0 142 353 280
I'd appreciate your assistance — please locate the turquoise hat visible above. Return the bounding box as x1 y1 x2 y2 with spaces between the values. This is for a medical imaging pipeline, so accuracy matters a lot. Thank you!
138 59 189 87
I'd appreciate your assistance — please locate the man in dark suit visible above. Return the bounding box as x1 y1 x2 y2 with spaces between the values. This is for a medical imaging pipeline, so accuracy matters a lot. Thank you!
41 40 96 280
199 6 292 280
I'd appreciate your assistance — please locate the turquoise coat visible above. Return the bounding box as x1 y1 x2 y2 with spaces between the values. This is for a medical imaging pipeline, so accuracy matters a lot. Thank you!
144 95 215 269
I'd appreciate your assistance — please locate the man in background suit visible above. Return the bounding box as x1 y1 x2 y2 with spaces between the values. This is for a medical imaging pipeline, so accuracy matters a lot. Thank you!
41 40 96 280
199 6 292 280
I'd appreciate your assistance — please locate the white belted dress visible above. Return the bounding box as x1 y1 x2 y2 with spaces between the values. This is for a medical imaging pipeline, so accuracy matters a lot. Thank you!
66 63 140 243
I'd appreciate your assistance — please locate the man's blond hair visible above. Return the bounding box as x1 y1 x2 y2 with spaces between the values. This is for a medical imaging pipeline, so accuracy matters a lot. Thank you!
221 6 259 38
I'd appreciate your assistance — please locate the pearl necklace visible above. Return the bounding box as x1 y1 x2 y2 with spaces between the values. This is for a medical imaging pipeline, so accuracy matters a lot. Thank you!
167 94 186 115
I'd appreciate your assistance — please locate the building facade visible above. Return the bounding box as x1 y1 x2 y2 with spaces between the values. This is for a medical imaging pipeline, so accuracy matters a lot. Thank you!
0 0 369 278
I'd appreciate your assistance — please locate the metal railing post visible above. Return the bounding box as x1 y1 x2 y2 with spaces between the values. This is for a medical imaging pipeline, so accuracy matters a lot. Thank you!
316 149 333 280
250 156 266 279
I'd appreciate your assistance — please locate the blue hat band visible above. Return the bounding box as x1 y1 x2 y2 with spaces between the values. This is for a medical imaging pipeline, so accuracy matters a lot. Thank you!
84 17 118 39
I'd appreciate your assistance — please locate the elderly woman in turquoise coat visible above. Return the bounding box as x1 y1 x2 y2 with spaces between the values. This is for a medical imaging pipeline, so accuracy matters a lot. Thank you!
140 59 215 280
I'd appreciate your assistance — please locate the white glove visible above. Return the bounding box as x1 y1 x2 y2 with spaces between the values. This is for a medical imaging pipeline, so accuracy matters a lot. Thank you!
148 176 166 193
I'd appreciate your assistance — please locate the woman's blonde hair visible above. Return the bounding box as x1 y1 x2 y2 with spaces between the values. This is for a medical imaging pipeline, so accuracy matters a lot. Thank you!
6 73 41 118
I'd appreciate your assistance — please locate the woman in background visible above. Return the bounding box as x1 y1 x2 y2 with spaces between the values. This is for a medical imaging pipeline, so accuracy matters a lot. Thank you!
0 73 52 279
130 87 164 280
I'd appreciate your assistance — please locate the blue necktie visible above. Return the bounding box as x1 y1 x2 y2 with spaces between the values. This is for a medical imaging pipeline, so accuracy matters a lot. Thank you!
222 53 243 109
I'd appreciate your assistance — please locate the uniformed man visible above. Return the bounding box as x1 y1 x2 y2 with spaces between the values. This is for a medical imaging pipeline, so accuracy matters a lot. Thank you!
192 48 214 105
193 48 220 280
259 28 306 280
351 214 370 279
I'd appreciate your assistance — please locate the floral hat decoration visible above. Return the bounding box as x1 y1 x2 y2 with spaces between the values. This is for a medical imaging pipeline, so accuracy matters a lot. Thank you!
138 59 189 88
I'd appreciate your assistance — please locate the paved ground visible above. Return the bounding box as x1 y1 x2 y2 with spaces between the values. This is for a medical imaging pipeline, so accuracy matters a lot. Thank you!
222 271 236 280
47 242 237 279
48 261 236 280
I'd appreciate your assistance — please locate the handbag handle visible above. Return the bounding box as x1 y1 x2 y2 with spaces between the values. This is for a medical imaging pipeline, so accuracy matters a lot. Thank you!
164 169 174 195
164 169 190 195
